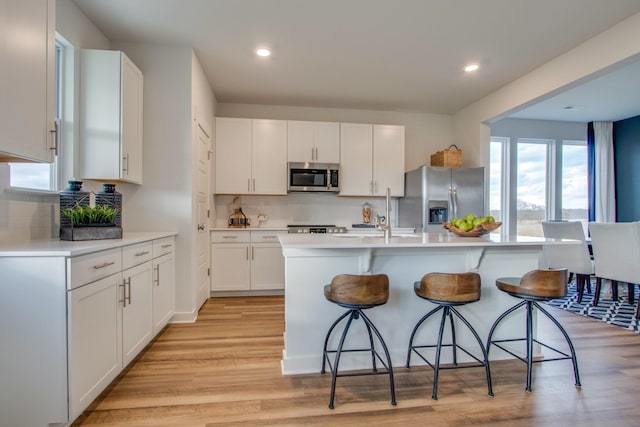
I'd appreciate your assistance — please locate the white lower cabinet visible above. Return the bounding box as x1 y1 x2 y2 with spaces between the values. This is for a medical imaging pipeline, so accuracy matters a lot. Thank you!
211 230 285 292
121 260 153 366
68 274 122 421
67 235 175 423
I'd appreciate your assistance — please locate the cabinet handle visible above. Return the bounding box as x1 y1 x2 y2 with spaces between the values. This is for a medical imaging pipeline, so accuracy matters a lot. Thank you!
161 244 173 248
252 178 256 192
222 235 238 239
246 247 249 260
135 251 150 257
123 153 129 174
126 277 132 305
248 178 251 192
311 147 314 161
261 235 277 239
49 120 59 156
93 261 115 270
251 246 254 260
154 265 160 286
119 281 127 307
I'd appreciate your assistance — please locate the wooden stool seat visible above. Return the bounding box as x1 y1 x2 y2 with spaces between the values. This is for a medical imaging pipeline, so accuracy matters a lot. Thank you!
415 272 481 304
487 268 581 392
407 272 493 400
321 273 396 409
495 269 568 300
324 274 389 307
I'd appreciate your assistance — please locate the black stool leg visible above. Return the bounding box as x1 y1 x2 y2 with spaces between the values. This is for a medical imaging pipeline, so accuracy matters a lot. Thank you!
533 302 581 387
449 308 457 366
450 307 494 397
525 301 534 392
359 310 397 406
328 310 356 409
432 306 449 400
486 300 527 358
321 310 351 374
406 305 443 368
360 309 378 372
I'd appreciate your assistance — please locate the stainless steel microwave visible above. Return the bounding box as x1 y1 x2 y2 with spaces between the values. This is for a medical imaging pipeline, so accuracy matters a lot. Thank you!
288 162 339 192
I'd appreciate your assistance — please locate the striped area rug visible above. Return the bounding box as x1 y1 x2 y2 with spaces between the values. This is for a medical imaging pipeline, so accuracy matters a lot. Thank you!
546 280 640 333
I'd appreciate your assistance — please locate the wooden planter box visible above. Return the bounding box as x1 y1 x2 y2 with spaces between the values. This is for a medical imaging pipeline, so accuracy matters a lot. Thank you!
60 225 123 241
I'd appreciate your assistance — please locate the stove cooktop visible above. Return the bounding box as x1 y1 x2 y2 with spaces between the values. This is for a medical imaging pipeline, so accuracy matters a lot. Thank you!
287 224 347 234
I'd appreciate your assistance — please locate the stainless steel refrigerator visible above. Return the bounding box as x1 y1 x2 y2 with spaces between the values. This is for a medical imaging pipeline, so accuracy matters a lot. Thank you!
398 166 485 232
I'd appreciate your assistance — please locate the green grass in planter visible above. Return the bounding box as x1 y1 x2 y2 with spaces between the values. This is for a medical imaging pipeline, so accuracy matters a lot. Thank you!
62 204 119 225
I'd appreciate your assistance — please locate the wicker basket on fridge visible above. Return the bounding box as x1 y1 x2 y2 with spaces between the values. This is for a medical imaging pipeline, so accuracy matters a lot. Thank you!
430 144 463 167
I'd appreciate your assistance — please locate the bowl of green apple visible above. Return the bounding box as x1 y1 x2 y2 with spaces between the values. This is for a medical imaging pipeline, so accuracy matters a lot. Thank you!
442 214 501 237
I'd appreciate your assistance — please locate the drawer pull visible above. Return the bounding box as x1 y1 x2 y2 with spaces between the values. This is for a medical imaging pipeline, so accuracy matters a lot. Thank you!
93 261 115 270
161 244 173 249
154 265 160 286
223 235 238 239
261 235 277 239
135 251 150 257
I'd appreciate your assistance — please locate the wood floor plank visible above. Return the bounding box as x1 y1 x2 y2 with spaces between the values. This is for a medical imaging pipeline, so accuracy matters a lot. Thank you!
73 296 640 426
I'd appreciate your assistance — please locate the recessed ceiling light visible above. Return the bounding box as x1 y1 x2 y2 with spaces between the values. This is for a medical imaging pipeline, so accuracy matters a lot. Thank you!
256 48 271 57
464 63 479 72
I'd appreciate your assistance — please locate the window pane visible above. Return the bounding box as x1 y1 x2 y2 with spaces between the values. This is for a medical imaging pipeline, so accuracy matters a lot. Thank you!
562 143 588 232
489 140 503 222
517 142 547 237
9 163 52 190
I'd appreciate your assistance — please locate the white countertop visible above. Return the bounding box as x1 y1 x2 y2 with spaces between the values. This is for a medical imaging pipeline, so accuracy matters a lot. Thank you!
279 231 579 249
0 231 178 257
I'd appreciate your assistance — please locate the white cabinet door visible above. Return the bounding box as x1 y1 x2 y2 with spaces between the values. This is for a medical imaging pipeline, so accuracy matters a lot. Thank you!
120 53 144 183
252 119 287 194
68 274 122 422
122 261 153 366
211 243 251 291
152 251 175 333
0 0 55 162
250 244 285 290
339 123 373 196
80 50 144 184
215 117 252 194
373 124 405 197
287 120 315 163
288 121 339 164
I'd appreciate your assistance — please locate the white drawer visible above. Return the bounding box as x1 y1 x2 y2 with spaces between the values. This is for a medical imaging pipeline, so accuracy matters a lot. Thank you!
69 248 122 290
251 231 284 243
211 230 251 243
153 237 175 258
122 241 153 270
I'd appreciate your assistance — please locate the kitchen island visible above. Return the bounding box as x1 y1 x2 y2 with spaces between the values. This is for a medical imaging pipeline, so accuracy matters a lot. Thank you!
279 232 578 375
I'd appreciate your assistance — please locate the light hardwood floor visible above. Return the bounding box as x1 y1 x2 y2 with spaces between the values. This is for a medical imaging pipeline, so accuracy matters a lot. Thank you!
73 296 640 426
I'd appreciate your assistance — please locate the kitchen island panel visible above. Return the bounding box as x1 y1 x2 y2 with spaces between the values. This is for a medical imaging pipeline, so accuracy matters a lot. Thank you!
281 239 549 375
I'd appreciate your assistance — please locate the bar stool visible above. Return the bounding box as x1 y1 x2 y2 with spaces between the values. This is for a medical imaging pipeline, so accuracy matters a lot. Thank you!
321 274 396 409
486 268 581 392
406 272 493 400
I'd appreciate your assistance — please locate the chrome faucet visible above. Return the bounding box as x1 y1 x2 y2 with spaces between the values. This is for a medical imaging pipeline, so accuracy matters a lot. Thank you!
377 187 392 242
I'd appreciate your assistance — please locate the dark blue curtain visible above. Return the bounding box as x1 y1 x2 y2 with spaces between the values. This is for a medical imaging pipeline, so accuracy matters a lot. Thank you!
587 122 595 223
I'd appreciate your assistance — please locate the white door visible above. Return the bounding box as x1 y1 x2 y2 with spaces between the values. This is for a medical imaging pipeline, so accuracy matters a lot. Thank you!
152 252 175 333
373 124 405 197
196 117 211 306
211 244 251 291
215 117 251 194
251 119 287 194
314 122 340 164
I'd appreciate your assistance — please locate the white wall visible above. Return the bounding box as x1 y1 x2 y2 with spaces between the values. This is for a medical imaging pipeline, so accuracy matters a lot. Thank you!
491 118 587 141
453 12 640 169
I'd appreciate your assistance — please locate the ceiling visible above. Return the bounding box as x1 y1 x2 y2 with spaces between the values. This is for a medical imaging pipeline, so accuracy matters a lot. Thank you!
72 0 640 122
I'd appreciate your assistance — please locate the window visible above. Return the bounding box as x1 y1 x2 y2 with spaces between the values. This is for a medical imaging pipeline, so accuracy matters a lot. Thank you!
9 40 63 191
490 137 588 237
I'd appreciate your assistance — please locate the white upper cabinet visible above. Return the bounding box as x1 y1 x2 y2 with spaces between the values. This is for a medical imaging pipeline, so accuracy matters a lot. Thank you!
339 123 405 197
0 0 56 162
80 50 144 184
215 118 287 195
287 121 340 164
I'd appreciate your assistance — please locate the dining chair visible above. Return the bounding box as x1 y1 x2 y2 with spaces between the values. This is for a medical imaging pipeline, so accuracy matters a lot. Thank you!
588 222 640 319
541 221 594 303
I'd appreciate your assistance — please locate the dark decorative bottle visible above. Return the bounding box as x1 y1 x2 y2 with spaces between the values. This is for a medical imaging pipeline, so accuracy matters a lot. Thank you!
95 183 122 228
59 180 90 229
